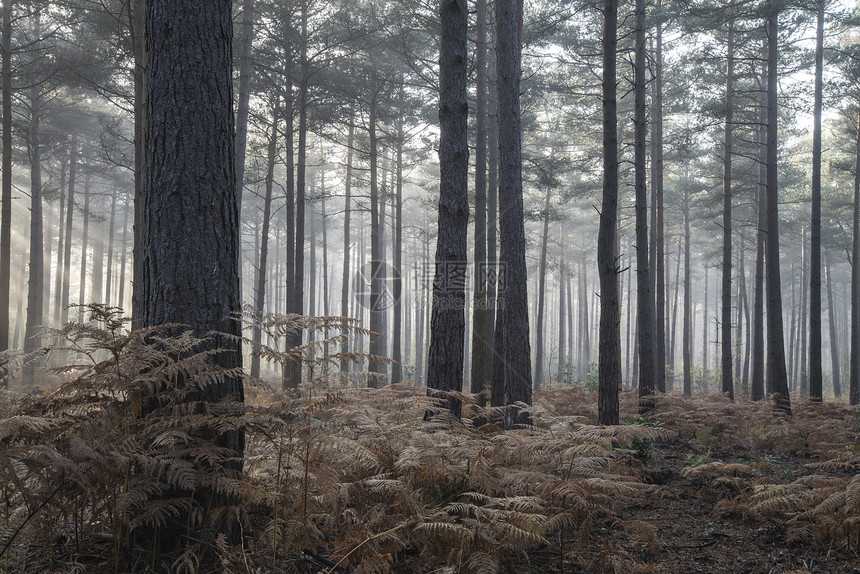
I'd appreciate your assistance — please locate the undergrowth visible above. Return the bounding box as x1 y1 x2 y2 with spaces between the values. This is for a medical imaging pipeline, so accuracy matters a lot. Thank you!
0 307 858 573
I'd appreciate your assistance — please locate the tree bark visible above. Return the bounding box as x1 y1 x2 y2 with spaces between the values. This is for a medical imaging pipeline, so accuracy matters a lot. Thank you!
825 255 841 399
392 104 405 384
652 1 666 394
496 0 532 427
683 175 692 396
22 52 43 389
808 0 824 401
234 0 255 219
721 20 734 400
61 136 78 326
751 40 767 402
470 0 489 397
78 176 91 322
765 5 791 414
634 0 654 409
131 0 146 323
598 0 620 424
143 0 243 548
850 110 860 405
534 187 552 391
426 0 469 416
340 119 353 374
0 0 12 362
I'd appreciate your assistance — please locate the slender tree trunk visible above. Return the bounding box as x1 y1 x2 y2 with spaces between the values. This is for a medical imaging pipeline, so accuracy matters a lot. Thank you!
486 11 499 404
392 104 405 384
53 160 67 325
634 0 654 408
850 110 860 405
765 6 791 414
721 20 735 400
0 0 12 362
809 0 824 401
800 229 809 396
367 88 387 387
61 136 78 326
752 42 767 402
598 0 620 424
559 231 566 380
652 3 666 394
669 240 681 385
341 120 353 373
703 267 709 392
234 0 255 220
131 0 146 323
825 255 841 399
78 176 91 322
22 60 43 389
735 245 744 396
104 188 117 307
683 178 692 396
250 98 279 380
118 203 129 314
626 250 633 387
788 258 797 389
534 187 552 390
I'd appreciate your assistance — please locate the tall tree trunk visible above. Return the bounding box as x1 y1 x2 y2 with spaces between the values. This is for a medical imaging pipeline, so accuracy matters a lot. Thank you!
735 245 744 395
703 267 709 392
250 98 279 380
558 231 566 380
486 14 499 405
143 0 243 549
496 0 532 426
534 187 552 390
78 176 91 322
61 136 78 326
234 0 255 219
800 230 809 396
850 110 860 405
118 202 129 313
340 119 353 373
669 239 681 384
392 103 405 384
652 1 666 394
0 0 12 363
765 5 791 414
367 88 387 387
92 194 105 308
825 255 841 399
634 0 654 408
721 20 735 400
598 0 620 424
752 41 767 402
683 176 692 396
808 0 824 401
427 0 469 416
53 159 67 325
131 0 146 323
282 69 296 389
470 0 488 397
104 188 118 307
626 250 633 387
22 57 42 389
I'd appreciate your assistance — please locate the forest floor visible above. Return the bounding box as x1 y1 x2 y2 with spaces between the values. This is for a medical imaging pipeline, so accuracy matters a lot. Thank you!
507 389 860 574
4 370 860 574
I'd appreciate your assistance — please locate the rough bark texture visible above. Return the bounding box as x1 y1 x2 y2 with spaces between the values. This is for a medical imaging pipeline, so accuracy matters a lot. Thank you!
721 21 734 400
634 0 654 408
808 0 824 401
497 0 532 427
486 18 499 406
131 0 146 323
426 0 469 417
470 0 488 397
143 0 244 455
652 4 666 394
598 0 620 425
765 7 791 414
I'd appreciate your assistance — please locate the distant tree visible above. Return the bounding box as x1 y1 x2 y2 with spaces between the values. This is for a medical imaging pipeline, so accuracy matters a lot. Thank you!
808 0 824 402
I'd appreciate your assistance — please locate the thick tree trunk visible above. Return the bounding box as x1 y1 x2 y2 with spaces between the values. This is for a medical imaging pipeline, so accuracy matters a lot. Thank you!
143 0 243 549
721 20 734 400
765 6 791 414
598 0 620 424
250 98 279 381
496 0 532 427
809 0 824 401
427 0 469 416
